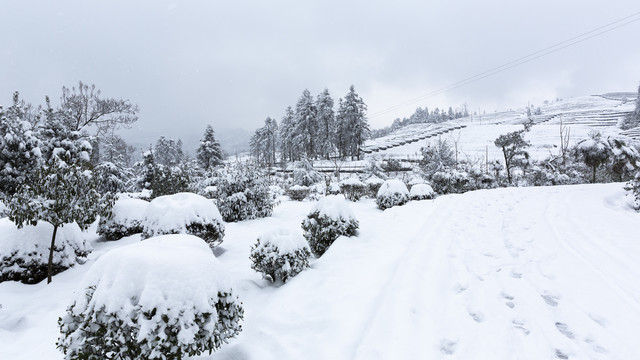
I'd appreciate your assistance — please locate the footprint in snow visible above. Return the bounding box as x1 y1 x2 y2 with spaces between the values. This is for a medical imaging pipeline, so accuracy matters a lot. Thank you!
554 349 569 359
588 313 608 327
512 318 530 335
510 269 523 279
467 307 485 323
541 292 560 307
555 322 575 339
501 292 516 308
439 339 458 355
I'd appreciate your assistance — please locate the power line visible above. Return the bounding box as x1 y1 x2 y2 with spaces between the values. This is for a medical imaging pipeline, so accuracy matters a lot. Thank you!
369 11 640 119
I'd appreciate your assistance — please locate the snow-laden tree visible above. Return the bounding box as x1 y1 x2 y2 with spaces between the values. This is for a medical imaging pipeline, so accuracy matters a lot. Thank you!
250 117 278 167
420 138 456 178
316 88 336 159
574 131 612 183
154 136 185 167
279 106 298 162
494 121 532 184
0 92 42 200
8 113 114 284
301 195 359 256
625 171 640 210
250 228 311 283
215 163 274 222
608 137 639 181
196 125 223 170
336 85 369 160
294 89 318 159
58 81 138 135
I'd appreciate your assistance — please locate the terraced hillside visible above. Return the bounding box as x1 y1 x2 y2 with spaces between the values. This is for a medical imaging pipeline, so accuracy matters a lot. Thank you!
364 93 638 163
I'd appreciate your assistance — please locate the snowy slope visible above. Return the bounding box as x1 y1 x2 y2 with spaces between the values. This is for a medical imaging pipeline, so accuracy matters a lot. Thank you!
1 184 639 359
365 94 638 163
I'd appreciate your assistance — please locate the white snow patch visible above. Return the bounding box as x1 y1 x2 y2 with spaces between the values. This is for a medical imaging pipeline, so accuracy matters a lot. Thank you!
141 192 222 236
309 194 356 220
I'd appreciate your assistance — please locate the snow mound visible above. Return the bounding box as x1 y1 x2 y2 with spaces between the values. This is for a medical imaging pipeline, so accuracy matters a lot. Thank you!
0 219 91 284
408 177 427 186
410 183 436 200
310 194 357 220
97 198 148 240
141 192 225 248
376 179 410 210
250 228 311 282
365 176 385 185
58 234 243 359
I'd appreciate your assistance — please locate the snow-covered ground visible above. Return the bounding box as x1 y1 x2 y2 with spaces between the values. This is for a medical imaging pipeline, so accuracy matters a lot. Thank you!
1 183 639 359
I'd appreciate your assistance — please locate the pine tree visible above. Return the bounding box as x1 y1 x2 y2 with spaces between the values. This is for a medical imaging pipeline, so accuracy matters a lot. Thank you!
196 125 223 170
8 111 114 284
154 136 185 166
316 88 336 159
0 92 42 200
336 85 369 160
250 117 278 167
279 106 297 162
294 89 318 159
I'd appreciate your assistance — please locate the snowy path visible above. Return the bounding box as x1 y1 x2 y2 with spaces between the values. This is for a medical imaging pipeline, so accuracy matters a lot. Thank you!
212 184 640 360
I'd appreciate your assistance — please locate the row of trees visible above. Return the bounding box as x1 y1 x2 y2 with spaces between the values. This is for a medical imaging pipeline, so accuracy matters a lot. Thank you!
250 85 370 165
371 104 470 138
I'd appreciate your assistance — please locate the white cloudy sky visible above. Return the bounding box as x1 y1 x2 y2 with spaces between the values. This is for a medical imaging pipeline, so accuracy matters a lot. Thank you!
2 1 639 150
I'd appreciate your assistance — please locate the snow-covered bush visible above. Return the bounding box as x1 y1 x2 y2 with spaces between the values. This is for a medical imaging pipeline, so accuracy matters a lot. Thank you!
365 176 385 198
301 195 359 256
287 185 310 201
430 169 469 194
0 219 91 284
0 201 7 218
97 198 149 240
410 183 435 200
339 177 368 201
407 176 427 189
141 192 225 248
376 179 410 210
57 235 243 360
328 182 341 195
250 228 311 283
292 159 323 186
215 163 274 222
625 171 640 210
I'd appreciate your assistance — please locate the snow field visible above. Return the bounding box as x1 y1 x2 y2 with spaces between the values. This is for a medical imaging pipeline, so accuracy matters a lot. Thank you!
0 184 639 359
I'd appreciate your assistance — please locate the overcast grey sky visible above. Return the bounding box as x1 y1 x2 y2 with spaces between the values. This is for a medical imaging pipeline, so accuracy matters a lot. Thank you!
2 1 639 151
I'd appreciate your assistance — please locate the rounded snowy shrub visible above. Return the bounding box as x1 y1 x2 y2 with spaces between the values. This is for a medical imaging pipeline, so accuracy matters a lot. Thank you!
97 198 149 240
0 219 91 284
57 235 243 360
215 163 274 222
250 228 311 283
287 185 310 201
339 177 368 201
376 179 410 210
365 177 385 198
141 192 225 248
430 170 469 194
410 183 436 200
301 195 359 256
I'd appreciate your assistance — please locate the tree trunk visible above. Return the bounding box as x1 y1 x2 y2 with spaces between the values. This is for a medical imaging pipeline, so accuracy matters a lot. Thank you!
592 166 597 184
502 147 511 184
48 224 59 284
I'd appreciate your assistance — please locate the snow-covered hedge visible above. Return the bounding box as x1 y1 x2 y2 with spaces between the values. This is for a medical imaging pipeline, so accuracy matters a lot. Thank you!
430 170 469 194
141 193 225 248
339 177 368 201
215 164 274 222
301 195 359 256
250 228 311 283
0 219 91 284
410 183 435 200
376 179 410 210
365 177 385 198
287 185 310 201
626 171 640 211
57 235 243 360
97 198 149 240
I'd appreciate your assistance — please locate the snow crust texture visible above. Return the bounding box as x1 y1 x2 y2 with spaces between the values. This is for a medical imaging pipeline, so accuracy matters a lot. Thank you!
57 234 243 360
0 219 90 284
140 192 225 248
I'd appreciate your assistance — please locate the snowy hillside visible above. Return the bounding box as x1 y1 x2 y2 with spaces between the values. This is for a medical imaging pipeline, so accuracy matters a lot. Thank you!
1 183 639 359
365 94 638 163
